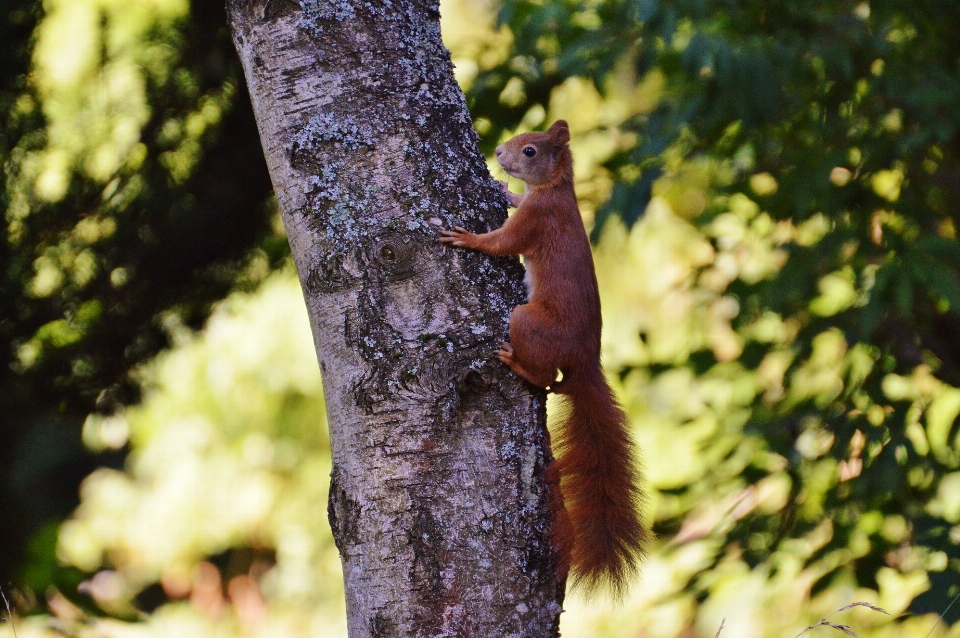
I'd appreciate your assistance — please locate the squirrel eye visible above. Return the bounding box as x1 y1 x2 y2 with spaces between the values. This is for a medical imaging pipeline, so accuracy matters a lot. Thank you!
522 146 537 158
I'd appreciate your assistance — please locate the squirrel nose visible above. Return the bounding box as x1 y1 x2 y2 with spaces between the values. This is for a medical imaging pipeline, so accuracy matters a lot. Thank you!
495 145 503 157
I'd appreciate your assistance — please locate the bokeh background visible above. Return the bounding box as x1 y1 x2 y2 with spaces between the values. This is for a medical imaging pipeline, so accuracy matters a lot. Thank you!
2 0 960 636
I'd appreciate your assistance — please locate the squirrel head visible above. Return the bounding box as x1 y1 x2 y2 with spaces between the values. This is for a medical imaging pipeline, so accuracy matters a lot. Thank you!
495 120 572 187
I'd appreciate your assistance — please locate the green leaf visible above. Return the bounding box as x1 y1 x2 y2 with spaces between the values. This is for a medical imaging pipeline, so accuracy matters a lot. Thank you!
926 387 960 460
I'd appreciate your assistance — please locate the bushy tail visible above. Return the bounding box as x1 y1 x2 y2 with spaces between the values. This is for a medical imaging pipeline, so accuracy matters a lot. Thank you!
552 366 648 598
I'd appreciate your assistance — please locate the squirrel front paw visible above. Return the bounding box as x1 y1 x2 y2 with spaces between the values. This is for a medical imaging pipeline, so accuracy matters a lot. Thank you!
497 181 523 208
438 226 476 248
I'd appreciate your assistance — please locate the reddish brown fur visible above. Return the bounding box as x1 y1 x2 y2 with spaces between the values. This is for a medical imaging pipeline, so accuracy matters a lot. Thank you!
440 120 648 597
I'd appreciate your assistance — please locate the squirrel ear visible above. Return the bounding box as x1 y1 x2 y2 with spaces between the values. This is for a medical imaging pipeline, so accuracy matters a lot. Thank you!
549 120 570 146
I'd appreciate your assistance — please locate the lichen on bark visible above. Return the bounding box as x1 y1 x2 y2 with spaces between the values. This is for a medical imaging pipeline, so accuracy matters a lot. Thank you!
227 0 564 635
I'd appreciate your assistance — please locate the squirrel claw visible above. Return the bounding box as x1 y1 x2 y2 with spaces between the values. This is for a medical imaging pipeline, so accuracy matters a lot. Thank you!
439 226 474 247
497 181 523 207
497 343 514 363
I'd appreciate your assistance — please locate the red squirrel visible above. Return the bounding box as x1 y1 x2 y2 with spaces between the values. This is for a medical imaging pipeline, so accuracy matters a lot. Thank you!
440 120 648 597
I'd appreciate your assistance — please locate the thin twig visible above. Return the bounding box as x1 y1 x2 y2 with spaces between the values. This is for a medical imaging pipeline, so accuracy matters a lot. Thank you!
924 590 960 638
795 620 857 638
793 601 888 638
714 618 726 637
0 586 18 638
835 602 888 615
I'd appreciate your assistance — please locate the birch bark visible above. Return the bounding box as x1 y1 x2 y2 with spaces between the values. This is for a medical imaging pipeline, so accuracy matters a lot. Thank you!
226 1 564 635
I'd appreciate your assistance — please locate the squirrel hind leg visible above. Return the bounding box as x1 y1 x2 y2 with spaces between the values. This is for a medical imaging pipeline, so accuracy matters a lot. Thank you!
498 343 557 388
503 304 565 388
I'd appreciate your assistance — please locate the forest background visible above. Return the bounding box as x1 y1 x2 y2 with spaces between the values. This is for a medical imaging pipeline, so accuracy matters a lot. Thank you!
2 0 960 636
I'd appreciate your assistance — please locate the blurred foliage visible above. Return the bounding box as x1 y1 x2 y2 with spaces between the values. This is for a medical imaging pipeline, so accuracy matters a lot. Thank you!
0 0 280 584
5 0 960 637
3 272 345 636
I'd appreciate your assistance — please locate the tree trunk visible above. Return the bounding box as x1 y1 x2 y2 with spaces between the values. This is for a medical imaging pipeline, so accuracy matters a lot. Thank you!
226 1 564 635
